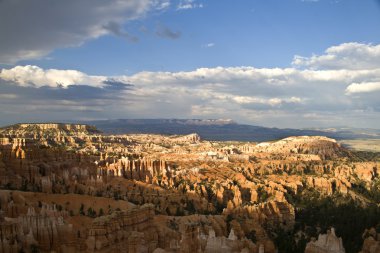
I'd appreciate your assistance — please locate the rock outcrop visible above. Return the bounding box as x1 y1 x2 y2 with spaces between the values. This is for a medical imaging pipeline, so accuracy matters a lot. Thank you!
359 228 380 253
86 204 157 252
305 228 345 253
252 136 348 159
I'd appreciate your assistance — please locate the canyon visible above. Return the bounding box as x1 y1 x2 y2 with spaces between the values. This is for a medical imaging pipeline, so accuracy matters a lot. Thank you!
0 123 379 253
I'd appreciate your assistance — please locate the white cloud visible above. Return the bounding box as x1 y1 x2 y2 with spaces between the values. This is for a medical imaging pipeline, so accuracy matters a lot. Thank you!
202 43 215 48
153 0 171 10
1 41 380 128
121 66 380 90
293 42 380 70
0 65 106 88
191 105 227 116
345 82 380 94
177 0 203 10
0 0 169 64
123 66 300 86
201 94 303 107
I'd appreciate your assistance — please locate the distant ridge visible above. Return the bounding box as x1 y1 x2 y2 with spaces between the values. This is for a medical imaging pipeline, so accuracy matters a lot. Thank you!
2 120 378 142
0 123 101 138
78 119 380 142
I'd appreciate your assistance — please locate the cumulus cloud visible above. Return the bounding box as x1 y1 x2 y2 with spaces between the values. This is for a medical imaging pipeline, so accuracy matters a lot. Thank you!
1 41 380 128
0 0 168 64
292 42 380 70
0 77 133 124
345 82 380 94
0 65 106 88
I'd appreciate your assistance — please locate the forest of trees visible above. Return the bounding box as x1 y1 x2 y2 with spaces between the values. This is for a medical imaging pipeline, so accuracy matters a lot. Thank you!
273 188 380 253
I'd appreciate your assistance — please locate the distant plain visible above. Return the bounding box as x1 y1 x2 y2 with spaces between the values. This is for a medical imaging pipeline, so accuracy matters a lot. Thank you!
339 139 380 152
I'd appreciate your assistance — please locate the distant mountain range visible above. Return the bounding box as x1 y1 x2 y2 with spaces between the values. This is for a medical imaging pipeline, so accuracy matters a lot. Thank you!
79 119 380 142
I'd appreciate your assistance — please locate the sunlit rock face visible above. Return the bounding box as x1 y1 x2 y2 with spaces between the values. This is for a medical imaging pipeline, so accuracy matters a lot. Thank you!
251 136 348 160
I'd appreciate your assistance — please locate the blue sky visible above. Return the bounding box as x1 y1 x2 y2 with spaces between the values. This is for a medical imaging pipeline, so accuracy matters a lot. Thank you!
12 0 380 74
0 0 380 128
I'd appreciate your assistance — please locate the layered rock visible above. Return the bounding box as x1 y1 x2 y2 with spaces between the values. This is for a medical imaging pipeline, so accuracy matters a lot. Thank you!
0 205 74 253
225 200 295 231
99 157 170 183
354 163 378 182
86 204 157 252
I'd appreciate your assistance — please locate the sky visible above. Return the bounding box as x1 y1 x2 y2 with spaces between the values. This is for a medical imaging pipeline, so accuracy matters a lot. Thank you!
0 0 380 128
